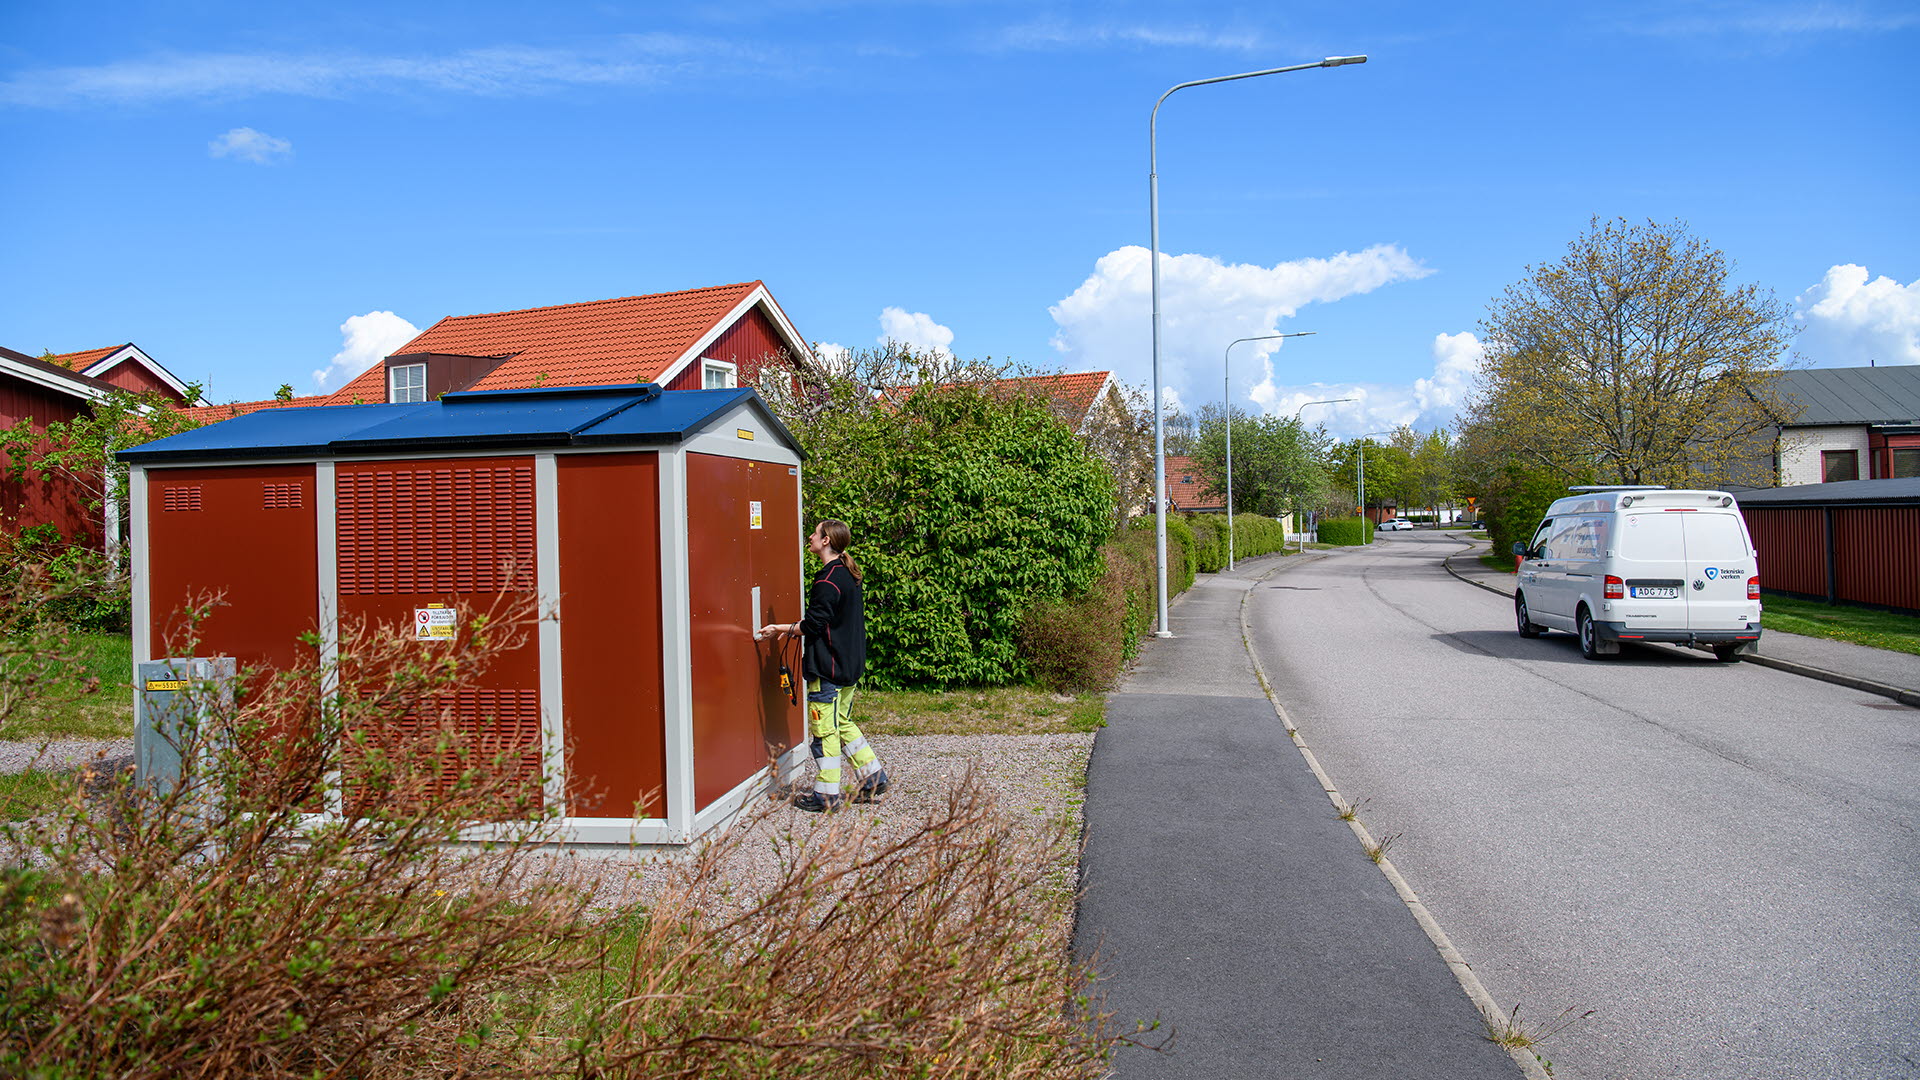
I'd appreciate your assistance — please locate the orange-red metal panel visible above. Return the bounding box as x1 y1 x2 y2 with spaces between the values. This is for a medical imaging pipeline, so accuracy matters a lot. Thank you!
335 457 543 809
556 453 666 818
1742 507 1826 597
1835 506 1920 611
686 451 803 810
146 464 318 670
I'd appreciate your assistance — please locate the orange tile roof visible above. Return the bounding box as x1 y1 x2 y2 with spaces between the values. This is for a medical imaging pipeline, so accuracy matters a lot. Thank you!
324 282 764 404
173 396 332 425
1165 454 1226 510
991 372 1111 426
42 345 123 371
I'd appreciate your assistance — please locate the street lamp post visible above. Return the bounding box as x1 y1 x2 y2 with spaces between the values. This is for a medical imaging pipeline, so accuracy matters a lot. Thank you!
1287 397 1353 551
1223 332 1316 570
1149 54 1367 637
1357 430 1392 536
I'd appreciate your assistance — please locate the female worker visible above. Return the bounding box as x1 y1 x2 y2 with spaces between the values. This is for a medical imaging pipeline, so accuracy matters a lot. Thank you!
757 518 889 812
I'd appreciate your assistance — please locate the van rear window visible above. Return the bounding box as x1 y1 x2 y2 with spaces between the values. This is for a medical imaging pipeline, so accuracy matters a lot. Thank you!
1619 513 1684 560
1684 513 1750 560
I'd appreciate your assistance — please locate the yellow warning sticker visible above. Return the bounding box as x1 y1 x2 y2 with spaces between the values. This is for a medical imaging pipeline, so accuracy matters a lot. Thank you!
737 428 755 440
144 679 188 692
415 608 458 640
750 500 763 530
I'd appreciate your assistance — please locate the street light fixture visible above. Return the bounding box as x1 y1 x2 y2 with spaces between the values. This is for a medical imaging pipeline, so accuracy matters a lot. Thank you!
1222 332 1316 570
1292 397 1354 420
1357 430 1392 533
1148 54 1368 637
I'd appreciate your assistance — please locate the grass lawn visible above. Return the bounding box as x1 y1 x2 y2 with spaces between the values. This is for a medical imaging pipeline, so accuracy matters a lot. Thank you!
1761 594 1920 656
0 769 78 821
1478 551 1517 574
854 686 1106 737
3 631 135 742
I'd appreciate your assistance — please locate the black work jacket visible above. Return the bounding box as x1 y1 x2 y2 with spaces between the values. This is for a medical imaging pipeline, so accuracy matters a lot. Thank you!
800 559 865 686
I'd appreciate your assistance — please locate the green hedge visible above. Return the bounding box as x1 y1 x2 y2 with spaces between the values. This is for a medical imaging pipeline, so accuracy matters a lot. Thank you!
1229 514 1290 559
1316 517 1371 546
1021 521 1188 691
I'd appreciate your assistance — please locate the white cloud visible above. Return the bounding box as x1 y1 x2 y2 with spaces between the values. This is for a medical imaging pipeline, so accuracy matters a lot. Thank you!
995 18 1263 52
312 310 421 391
1247 332 1483 440
812 341 851 372
0 35 757 108
208 126 291 164
1049 243 1433 423
1795 264 1920 366
877 307 955 358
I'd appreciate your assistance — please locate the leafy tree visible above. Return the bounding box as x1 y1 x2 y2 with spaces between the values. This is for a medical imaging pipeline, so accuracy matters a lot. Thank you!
1403 427 1458 518
1327 436 1409 515
753 347 1115 688
1188 404 1332 518
1467 216 1797 488
1077 379 1158 527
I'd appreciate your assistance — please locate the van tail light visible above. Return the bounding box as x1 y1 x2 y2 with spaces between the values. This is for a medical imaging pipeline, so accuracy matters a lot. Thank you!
1604 575 1625 599
1747 576 1760 600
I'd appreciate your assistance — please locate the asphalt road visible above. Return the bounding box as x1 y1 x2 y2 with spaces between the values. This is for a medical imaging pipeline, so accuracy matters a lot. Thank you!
1247 531 1920 1080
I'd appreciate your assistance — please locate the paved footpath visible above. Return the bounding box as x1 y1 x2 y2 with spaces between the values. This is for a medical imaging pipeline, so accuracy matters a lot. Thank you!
1074 553 1525 1079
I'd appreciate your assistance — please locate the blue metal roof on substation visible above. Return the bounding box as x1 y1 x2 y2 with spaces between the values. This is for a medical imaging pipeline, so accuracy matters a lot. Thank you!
118 384 799 463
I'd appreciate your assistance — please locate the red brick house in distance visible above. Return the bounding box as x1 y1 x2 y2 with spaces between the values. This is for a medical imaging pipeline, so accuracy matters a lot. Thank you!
179 282 811 425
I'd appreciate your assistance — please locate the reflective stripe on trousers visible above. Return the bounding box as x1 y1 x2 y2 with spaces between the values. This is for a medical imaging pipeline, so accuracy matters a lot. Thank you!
807 679 880 795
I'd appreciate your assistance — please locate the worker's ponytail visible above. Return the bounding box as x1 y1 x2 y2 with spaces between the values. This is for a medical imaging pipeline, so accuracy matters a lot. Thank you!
819 518 863 581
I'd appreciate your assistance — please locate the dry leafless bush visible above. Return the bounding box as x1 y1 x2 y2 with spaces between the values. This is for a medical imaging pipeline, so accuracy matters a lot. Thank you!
571 766 1137 1079
0 592 599 1079
1 577 1144 1079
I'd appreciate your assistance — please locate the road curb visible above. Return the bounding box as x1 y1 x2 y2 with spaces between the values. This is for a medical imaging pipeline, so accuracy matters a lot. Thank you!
1440 546 1920 709
1239 556 1551 1080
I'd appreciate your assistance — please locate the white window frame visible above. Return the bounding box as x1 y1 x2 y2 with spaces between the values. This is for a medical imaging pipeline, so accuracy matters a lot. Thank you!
701 359 737 389
389 363 427 403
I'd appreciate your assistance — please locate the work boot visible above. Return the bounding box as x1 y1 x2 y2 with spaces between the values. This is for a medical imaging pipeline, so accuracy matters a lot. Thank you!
790 791 842 814
853 769 891 804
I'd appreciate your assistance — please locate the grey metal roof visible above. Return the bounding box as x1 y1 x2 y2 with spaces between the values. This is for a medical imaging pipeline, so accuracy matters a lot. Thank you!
1734 477 1920 506
1776 365 1920 426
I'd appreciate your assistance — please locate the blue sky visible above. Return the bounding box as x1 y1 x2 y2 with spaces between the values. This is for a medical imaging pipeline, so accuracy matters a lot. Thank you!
3 1 1916 439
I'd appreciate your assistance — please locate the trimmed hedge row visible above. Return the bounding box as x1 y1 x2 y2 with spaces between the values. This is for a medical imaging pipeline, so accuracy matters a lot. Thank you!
1316 517 1372 546
1020 522 1186 692
1019 512 1300 691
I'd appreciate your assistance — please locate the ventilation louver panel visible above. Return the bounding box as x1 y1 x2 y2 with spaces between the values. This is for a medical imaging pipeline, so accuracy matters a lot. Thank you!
336 464 535 594
163 486 203 512
344 688 543 816
262 483 304 509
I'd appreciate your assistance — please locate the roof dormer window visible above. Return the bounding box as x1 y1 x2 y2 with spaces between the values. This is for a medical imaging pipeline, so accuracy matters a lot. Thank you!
389 363 427 404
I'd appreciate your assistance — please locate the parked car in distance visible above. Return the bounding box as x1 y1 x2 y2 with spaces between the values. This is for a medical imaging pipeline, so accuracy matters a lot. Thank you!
1375 518 1413 530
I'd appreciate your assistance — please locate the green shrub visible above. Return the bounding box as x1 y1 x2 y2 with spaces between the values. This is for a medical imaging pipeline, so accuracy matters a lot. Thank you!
802 385 1115 688
1317 517 1371 546
0 524 128 634
1160 516 1197 595
1229 514 1290 559
1185 515 1224 573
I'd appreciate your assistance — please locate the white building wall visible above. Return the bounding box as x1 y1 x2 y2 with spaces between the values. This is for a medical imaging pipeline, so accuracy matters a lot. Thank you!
1779 425 1871 485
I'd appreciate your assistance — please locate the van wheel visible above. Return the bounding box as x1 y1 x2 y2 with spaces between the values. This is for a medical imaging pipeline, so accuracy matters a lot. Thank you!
1711 644 1743 663
1577 607 1611 661
1515 593 1543 638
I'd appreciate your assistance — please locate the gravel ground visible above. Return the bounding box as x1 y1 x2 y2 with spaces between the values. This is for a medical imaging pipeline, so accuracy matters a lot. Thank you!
526 731 1096 912
0 738 134 776
1 732 1096 922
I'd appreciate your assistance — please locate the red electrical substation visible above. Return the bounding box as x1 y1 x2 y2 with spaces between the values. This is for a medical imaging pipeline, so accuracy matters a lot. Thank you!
120 383 807 848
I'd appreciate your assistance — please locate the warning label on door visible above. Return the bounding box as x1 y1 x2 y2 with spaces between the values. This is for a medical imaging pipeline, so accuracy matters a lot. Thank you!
415 607 457 640
749 501 763 530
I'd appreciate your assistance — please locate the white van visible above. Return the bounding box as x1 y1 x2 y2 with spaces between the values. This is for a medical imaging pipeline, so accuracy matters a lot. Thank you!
1511 486 1762 661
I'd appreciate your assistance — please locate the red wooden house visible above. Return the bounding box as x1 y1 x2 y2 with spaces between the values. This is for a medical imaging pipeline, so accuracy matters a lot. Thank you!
1 343 193 549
